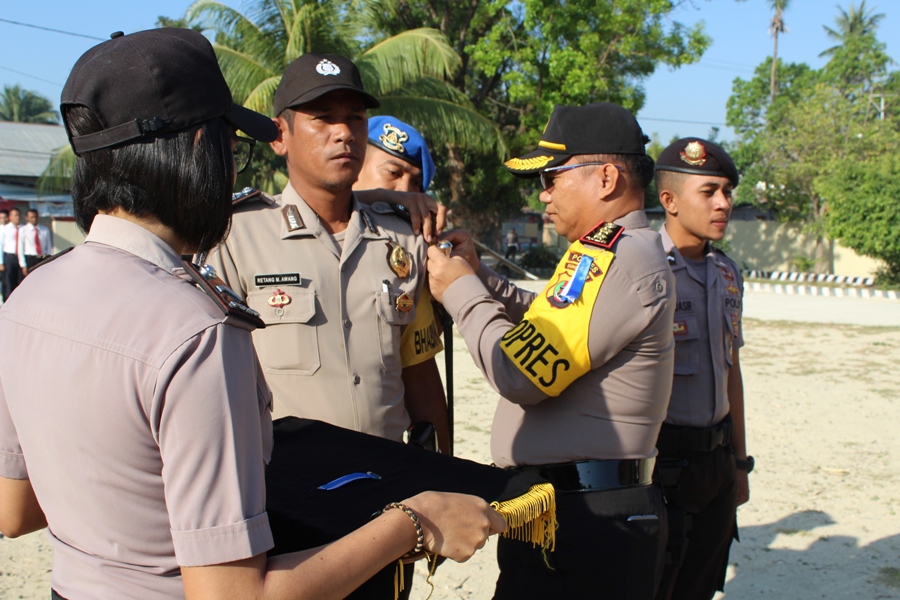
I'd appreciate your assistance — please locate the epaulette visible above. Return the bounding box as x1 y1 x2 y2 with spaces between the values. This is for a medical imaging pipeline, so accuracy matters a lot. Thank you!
580 221 624 250
24 247 74 274
181 260 266 330
368 201 412 224
232 187 275 209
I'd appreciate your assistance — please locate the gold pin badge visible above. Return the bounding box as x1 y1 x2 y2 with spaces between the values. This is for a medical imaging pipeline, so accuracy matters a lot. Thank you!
395 291 414 313
680 141 707 166
387 241 411 278
267 288 292 308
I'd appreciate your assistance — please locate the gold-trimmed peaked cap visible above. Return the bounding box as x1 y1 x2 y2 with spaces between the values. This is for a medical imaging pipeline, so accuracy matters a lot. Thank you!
655 137 739 187
505 102 650 178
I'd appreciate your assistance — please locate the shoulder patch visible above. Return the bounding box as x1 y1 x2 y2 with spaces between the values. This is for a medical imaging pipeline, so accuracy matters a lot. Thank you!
367 201 413 224
580 221 624 249
369 201 394 215
182 260 266 330
231 187 275 208
25 247 74 274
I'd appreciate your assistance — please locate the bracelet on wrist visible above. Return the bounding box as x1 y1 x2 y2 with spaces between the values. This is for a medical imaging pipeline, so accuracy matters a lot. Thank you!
382 502 425 557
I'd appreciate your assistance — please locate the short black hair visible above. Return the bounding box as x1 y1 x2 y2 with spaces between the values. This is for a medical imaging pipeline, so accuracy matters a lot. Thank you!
64 105 235 254
8 207 20 215
654 170 690 196
578 153 655 190
26 209 39 217
0 210 8 217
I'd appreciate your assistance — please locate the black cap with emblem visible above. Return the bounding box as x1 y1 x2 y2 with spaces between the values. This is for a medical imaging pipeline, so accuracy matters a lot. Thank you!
654 137 739 187
504 102 650 178
61 29 278 155
273 53 380 115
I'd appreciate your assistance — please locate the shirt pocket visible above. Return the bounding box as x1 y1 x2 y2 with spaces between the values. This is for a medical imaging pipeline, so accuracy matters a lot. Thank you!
246 287 320 376
673 314 701 376
374 290 415 372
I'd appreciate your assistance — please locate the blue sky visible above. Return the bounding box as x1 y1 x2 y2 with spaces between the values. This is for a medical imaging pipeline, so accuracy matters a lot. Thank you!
2 0 899 144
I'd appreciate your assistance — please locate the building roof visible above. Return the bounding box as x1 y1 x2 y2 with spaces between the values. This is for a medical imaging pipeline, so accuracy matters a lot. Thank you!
0 121 69 178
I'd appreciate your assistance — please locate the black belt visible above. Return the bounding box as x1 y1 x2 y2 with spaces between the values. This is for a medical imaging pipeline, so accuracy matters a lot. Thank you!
657 415 732 457
518 458 655 493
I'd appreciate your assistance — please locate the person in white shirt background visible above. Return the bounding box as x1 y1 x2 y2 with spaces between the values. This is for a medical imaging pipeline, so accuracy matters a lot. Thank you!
0 207 24 300
18 209 52 276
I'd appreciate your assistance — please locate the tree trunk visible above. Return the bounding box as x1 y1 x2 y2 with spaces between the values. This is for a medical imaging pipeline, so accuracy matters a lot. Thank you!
770 32 779 104
445 142 466 224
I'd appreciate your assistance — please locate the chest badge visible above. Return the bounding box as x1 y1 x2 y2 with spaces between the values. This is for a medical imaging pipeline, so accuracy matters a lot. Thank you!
395 291 414 313
267 289 292 309
387 241 411 278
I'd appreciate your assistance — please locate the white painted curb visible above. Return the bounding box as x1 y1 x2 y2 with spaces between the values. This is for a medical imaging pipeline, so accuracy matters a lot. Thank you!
745 281 900 300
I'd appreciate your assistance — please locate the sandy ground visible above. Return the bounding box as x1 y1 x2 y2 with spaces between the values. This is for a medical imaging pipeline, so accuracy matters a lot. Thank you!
2 286 900 599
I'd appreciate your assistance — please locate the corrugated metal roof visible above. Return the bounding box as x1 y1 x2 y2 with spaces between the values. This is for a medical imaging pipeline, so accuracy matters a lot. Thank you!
0 122 69 178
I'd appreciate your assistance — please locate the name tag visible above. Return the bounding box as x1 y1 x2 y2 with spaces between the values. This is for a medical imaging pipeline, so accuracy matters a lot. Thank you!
255 273 301 287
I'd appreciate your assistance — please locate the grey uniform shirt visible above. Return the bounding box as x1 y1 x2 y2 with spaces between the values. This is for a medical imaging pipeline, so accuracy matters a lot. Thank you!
442 210 675 468
660 225 745 427
0 216 273 600
207 183 436 442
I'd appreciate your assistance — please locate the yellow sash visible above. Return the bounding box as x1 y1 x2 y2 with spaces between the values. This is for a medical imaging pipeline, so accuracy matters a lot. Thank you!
500 241 615 396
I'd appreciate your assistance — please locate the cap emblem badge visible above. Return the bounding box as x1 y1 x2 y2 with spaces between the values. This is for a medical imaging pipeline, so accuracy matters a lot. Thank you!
680 141 707 166
379 123 409 154
316 59 341 76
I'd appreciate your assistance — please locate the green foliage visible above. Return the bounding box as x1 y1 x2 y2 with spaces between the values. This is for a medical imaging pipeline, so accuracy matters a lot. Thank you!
518 244 559 270
0 85 58 124
353 0 709 232
816 147 900 285
726 2 897 275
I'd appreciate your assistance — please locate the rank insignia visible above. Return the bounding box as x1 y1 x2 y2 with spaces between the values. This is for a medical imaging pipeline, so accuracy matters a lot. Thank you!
362 211 378 235
673 321 688 336
395 291 414 313
726 283 741 296
267 289 292 308
282 205 304 232
580 221 624 249
387 241 411 278
680 141 707 166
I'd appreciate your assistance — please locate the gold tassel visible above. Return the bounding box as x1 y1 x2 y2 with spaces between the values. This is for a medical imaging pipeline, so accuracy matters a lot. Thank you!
392 558 405 600
490 482 557 552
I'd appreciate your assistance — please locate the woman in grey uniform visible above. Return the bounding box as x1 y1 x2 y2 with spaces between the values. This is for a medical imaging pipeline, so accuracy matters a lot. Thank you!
0 28 503 600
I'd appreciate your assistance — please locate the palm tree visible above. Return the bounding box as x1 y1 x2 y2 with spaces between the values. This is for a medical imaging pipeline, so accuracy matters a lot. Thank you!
0 85 59 124
819 1 885 58
186 0 505 193
768 0 791 104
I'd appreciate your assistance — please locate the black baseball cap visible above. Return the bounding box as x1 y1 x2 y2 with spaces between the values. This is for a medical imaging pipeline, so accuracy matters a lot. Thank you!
61 29 278 155
273 53 380 115
655 137 739 187
505 102 649 178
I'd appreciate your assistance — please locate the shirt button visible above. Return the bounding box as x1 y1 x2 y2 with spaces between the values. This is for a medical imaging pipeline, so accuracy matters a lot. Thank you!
352 375 360 384
343 319 351 329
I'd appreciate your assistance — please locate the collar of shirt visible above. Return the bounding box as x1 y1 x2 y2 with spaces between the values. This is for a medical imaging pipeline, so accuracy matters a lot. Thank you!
615 209 650 230
84 214 183 272
279 182 386 243
660 223 730 280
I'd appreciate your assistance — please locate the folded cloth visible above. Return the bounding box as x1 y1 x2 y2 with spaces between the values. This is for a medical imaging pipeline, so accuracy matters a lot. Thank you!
266 417 556 557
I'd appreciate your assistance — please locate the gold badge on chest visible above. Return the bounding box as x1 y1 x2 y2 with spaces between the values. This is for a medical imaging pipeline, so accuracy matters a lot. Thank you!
267 289 292 308
395 291 414 313
386 241 411 279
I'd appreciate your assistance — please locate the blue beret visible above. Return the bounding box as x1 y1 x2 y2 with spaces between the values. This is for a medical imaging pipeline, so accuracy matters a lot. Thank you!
367 116 435 192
